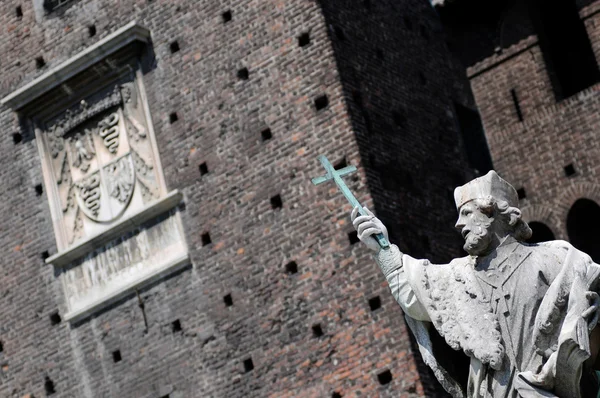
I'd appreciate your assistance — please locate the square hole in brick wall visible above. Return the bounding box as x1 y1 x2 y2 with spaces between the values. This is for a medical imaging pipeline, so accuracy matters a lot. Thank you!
36 56 45 69
88 25 96 37
314 95 329 111
333 157 347 170
392 111 406 127
12 133 22 144
172 319 182 333
419 72 427 86
377 369 392 385
169 112 179 124
0 340 3 353
564 163 576 177
243 357 254 372
261 128 272 141
44 376 56 395
270 194 282 209
223 293 233 307
201 232 211 246
363 0 371 10
49 311 61 325
312 324 323 337
237 67 249 80
285 261 298 274
170 41 180 54
334 26 345 41
298 32 310 47
35 184 43 196
199 162 209 176
332 393 342 398
16 6 23 18
222 10 232 23
404 16 413 30
517 187 526 200
41 251 50 261
348 231 359 245
368 296 381 311
376 48 384 60
112 350 122 363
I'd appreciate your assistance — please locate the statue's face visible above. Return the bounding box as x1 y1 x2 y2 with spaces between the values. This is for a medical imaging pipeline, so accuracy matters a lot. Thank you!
455 201 495 256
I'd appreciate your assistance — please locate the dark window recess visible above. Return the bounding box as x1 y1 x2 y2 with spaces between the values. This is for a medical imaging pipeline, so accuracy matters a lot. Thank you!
223 294 233 307
35 56 45 69
170 41 180 54
12 133 22 144
530 0 600 99
369 296 381 311
404 16 413 31
568 199 600 262
35 184 43 196
222 10 232 23
237 67 249 80
0 340 3 353
526 221 555 244
261 128 272 141
298 32 310 47
112 350 122 363
418 72 427 86
312 324 324 337
43 0 72 12
332 392 342 398
16 6 23 18
377 369 393 385
41 251 50 261
348 231 359 245
50 311 61 325
160 395 170 398
169 112 178 124
334 26 345 41
44 376 56 395
243 357 254 372
270 194 282 209
517 187 526 200
454 103 493 174
172 319 182 333
88 25 96 37
201 232 211 246
363 0 371 10
420 24 429 40
510 89 524 122
199 162 209 176
564 163 576 177
285 261 298 274
314 95 329 111
376 49 384 60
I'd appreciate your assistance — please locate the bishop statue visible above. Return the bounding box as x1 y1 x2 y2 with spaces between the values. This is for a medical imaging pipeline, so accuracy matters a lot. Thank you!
351 171 600 397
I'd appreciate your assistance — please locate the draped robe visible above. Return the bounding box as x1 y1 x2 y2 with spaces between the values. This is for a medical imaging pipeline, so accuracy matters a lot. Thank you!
376 238 600 397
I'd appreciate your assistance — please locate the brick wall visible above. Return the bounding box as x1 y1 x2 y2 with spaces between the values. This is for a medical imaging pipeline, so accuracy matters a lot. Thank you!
0 0 475 397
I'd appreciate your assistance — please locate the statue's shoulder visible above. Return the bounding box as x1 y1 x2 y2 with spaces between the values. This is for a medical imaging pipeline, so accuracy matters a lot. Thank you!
520 240 573 257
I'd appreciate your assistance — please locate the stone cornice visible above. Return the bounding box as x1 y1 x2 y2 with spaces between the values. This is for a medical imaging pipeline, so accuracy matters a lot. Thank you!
0 21 150 111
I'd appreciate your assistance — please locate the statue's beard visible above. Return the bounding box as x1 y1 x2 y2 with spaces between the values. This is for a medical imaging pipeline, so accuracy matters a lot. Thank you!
463 223 492 256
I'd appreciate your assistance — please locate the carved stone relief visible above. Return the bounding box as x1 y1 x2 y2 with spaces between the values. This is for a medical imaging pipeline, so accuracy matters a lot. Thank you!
41 82 162 247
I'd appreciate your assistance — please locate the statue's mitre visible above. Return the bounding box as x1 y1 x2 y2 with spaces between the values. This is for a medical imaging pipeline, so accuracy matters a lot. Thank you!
454 170 518 209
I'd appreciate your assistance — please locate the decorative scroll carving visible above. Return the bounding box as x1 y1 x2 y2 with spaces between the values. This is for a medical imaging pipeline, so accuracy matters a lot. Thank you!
131 149 158 200
48 85 122 138
98 111 120 153
76 173 101 217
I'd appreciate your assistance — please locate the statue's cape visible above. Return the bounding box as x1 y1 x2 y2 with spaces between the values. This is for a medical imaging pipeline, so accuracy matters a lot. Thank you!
402 241 600 398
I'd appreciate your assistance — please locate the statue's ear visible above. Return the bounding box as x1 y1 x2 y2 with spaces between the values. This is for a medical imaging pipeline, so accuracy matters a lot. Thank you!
508 208 521 227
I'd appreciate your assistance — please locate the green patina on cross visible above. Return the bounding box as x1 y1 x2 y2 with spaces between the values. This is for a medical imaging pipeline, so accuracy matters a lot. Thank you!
312 155 390 250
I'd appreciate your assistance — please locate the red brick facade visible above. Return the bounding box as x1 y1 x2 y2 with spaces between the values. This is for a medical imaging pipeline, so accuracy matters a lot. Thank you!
0 1 476 397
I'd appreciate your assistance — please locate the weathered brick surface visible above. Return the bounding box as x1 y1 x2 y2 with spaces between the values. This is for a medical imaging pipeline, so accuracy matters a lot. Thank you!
0 1 475 397
439 0 600 241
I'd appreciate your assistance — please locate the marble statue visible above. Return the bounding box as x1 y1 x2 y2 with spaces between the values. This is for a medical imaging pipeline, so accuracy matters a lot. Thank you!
351 171 600 397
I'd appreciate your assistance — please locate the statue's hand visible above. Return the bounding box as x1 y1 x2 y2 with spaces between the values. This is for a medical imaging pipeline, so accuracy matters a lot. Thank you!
582 291 600 331
351 206 389 253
